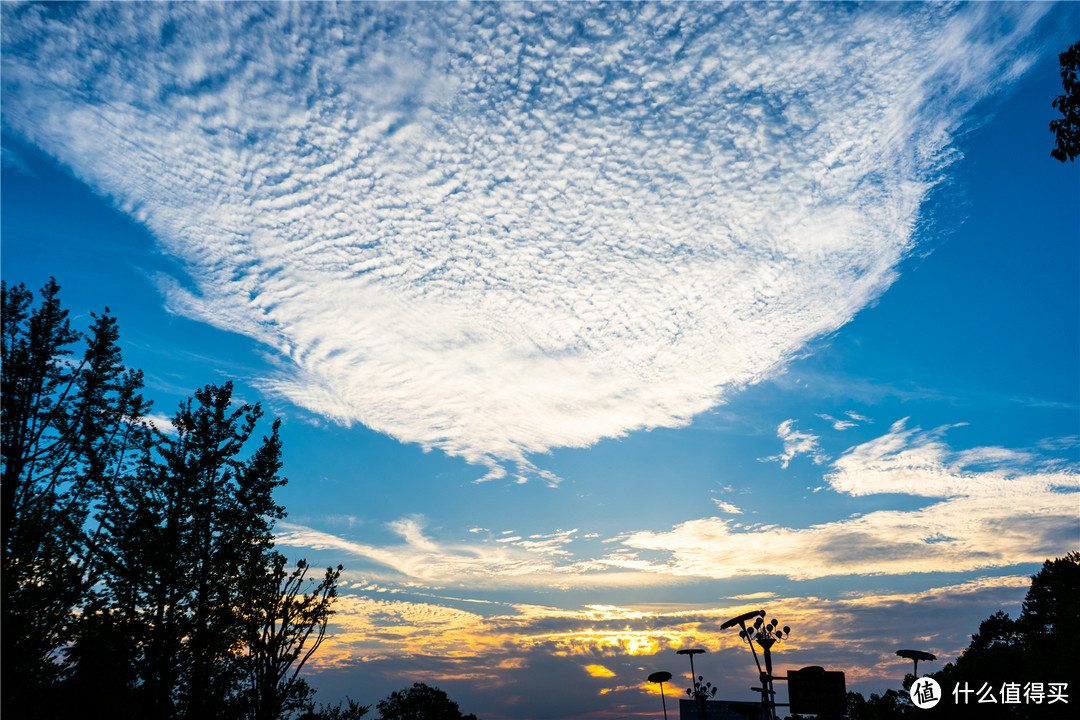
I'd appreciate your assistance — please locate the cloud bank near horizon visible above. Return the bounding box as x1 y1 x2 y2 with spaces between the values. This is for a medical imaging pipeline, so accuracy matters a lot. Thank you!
274 421 1077 589
313 573 1031 665
622 420 1079 580
305 574 1033 718
294 573 1033 717
0 2 1047 478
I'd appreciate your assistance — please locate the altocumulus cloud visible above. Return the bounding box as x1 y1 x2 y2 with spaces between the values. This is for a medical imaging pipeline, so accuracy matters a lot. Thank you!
0 2 1047 479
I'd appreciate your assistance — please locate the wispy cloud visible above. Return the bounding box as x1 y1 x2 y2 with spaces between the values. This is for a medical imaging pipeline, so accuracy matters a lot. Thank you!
817 411 871 431
0 3 1048 478
278 418 1076 586
818 414 857 431
0 145 34 177
761 419 829 468
274 517 676 591
712 499 744 515
623 420 1079 580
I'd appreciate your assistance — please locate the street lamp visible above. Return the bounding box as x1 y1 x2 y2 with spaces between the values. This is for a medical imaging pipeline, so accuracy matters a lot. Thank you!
648 671 673 720
896 649 936 678
676 648 707 720
721 610 790 720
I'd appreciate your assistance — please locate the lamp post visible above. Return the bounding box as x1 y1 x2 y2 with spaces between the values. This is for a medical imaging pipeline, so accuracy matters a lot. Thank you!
896 649 936 678
721 610 790 720
676 648 707 720
648 671 673 720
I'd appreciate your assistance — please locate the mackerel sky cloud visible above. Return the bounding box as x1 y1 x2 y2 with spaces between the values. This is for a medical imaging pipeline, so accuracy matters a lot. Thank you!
4 3 1078 716
0 2 1049 479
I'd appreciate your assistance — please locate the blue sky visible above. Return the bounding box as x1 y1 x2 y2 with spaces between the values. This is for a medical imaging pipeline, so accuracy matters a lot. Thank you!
2 3 1078 718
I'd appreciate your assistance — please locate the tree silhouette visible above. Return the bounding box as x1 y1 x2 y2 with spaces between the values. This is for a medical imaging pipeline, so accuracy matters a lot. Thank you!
244 555 344 720
376 683 479 720
109 382 292 717
840 553 1079 719
299 697 370 720
1051 40 1079 162
2 278 150 717
102 382 342 719
2 279 344 719
844 688 912 720
916 553 1077 718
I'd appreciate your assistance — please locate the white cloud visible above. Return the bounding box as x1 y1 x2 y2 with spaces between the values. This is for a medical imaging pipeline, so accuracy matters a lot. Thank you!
845 411 872 424
621 421 1079 580
817 411 871 431
143 412 177 435
818 413 857 431
276 419 1077 585
0 3 1049 478
826 418 1071 498
762 419 829 468
712 499 743 514
274 517 674 591
728 592 777 601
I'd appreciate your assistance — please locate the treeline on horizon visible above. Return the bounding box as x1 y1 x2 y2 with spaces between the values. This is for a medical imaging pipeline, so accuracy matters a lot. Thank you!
837 552 1079 720
1 278 346 720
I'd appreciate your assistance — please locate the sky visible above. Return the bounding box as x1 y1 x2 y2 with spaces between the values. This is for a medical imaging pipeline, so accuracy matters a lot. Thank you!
1 2 1078 718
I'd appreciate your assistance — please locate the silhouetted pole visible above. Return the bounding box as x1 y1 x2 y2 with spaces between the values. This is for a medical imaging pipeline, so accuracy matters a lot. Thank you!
758 635 777 720
648 671 673 720
677 648 706 720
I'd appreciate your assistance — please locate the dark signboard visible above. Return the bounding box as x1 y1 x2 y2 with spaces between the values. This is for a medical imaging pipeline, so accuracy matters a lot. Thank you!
787 666 846 716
